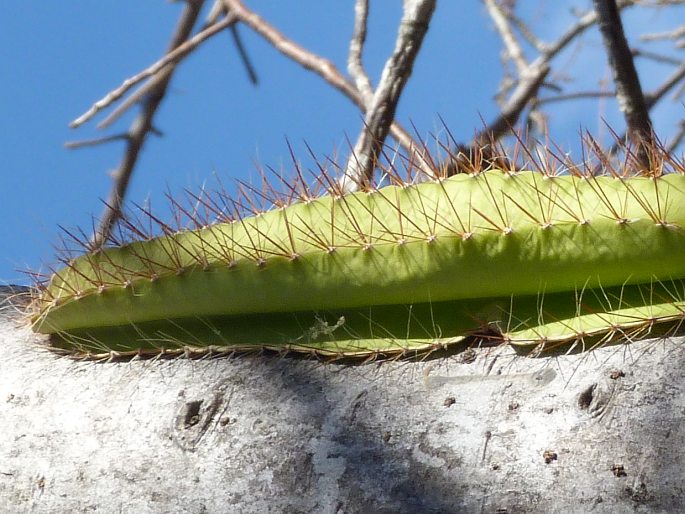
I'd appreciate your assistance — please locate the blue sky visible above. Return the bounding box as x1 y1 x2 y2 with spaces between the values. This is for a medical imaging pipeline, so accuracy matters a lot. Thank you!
1 2 683 284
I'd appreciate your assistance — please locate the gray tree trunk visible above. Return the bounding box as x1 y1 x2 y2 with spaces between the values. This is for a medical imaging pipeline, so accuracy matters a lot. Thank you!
1 286 683 513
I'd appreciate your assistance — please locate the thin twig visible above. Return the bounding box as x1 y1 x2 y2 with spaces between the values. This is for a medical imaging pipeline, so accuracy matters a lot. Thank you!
632 48 683 66
98 13 239 130
444 61 549 175
97 75 165 130
462 1 551 169
537 91 617 105
92 0 206 248
484 0 528 75
645 61 685 107
208 0 259 85
71 9 235 129
222 0 360 101
593 0 654 168
97 12 257 131
674 79 685 100
507 9 546 52
64 134 130 149
666 120 685 153
205 0 225 25
230 24 259 85
641 24 685 42
342 0 437 191
222 0 434 178
348 0 374 103
542 0 634 58
478 60 550 144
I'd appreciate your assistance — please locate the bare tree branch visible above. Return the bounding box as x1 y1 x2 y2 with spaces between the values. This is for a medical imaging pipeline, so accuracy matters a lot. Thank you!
537 59 685 159
342 0 437 191
484 0 528 75
71 9 235 129
222 0 362 109
674 78 685 100
593 0 654 167
438 1 651 176
348 0 374 103
91 0 206 248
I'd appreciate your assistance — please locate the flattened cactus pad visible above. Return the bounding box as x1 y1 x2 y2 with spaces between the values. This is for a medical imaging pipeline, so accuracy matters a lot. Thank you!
31 169 685 360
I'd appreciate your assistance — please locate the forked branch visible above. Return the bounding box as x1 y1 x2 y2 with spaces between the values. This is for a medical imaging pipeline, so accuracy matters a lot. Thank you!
71 5 234 129
222 0 436 181
342 0 437 191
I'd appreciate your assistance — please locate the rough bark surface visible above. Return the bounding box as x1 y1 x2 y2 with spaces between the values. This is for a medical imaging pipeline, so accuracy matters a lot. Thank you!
1 286 684 513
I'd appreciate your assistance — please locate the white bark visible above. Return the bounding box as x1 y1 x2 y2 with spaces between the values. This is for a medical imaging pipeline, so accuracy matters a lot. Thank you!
1 287 684 513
